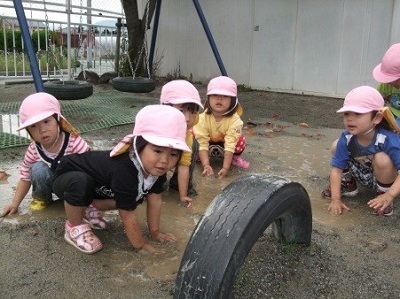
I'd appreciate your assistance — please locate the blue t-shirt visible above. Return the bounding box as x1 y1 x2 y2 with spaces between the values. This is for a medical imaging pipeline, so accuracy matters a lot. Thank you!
331 127 400 170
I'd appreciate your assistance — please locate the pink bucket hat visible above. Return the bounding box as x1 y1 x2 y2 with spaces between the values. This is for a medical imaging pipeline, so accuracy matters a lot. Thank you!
206 76 243 115
110 105 190 157
337 86 384 114
160 80 203 109
17 92 79 135
373 43 400 83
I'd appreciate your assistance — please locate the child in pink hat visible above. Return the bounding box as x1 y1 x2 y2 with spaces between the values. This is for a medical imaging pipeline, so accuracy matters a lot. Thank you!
52 105 190 254
322 86 400 216
373 43 400 121
160 80 203 207
2 92 89 215
194 76 249 179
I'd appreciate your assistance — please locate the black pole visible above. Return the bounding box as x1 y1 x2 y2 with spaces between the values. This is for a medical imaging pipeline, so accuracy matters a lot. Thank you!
13 0 44 92
192 0 227 76
148 0 162 76
115 18 122 73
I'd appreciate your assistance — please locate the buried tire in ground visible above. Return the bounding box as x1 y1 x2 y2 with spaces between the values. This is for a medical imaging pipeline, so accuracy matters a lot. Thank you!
44 80 93 100
112 77 156 93
174 174 312 299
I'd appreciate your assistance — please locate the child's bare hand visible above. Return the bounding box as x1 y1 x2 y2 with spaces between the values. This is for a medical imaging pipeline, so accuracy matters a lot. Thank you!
141 243 165 255
202 165 214 177
328 200 350 215
368 193 394 214
217 167 228 179
180 196 193 207
2 204 18 216
152 232 177 243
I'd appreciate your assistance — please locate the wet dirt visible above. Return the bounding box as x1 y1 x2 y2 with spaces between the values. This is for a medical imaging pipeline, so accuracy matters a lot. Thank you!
0 81 399 298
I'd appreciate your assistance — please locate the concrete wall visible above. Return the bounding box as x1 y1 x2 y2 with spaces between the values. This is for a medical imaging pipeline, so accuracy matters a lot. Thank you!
153 0 400 97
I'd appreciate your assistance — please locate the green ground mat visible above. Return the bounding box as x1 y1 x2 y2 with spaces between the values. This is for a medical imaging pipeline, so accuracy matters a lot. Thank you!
0 91 158 149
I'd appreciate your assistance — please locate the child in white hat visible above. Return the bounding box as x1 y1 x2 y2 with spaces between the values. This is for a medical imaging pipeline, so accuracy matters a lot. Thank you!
2 92 89 215
194 76 250 179
160 80 203 207
52 105 190 254
322 86 400 216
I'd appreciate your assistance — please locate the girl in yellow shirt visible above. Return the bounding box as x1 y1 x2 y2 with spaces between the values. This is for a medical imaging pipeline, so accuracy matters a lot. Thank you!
194 76 250 179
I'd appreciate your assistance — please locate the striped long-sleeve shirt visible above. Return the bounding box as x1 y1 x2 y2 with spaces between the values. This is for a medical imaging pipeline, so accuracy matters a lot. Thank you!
19 133 89 181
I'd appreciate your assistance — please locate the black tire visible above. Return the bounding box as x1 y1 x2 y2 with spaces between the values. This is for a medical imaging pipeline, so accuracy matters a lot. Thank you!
43 80 93 101
112 77 156 93
174 174 312 299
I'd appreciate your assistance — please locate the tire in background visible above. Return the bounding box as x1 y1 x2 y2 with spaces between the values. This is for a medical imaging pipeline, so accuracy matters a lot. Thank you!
44 80 93 101
112 77 156 93
174 174 312 299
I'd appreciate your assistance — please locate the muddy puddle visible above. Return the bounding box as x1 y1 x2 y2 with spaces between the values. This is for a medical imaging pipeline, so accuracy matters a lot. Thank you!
0 119 376 281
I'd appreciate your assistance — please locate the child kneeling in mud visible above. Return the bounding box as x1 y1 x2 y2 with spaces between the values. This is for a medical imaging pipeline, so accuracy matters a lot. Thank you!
52 105 190 254
322 86 400 216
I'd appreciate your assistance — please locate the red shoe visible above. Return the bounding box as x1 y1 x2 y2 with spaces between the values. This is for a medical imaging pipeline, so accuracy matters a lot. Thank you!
321 177 358 198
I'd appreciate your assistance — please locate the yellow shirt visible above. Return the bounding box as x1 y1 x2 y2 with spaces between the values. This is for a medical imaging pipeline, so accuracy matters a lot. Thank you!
179 130 194 166
194 112 243 153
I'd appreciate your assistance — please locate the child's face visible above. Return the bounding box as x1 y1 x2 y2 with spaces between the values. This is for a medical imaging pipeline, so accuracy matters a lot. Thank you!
172 103 198 128
140 144 180 176
27 116 59 147
208 94 231 115
342 111 382 135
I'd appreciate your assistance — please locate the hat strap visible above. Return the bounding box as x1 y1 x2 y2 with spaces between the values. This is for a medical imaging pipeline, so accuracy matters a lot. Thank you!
223 97 239 115
133 136 149 176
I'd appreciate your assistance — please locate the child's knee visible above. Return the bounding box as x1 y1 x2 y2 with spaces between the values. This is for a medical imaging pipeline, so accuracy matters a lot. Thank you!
373 152 397 180
30 161 52 179
330 139 339 155
53 172 94 206
373 152 394 169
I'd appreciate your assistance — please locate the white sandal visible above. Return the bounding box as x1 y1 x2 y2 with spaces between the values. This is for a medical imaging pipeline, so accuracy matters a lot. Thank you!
64 222 103 254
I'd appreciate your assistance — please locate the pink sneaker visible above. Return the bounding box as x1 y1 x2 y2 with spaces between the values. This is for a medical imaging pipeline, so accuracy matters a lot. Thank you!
84 204 108 230
231 155 250 169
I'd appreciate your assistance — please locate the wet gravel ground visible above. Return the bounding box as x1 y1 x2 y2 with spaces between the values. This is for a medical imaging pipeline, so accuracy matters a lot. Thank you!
1 81 400 298
232 220 400 298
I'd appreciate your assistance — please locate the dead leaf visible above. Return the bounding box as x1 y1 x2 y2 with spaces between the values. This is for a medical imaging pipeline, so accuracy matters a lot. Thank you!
298 122 309 128
0 171 10 184
246 129 255 135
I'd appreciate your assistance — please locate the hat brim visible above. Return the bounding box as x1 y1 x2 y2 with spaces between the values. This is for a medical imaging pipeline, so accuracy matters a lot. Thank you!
143 135 191 152
207 88 236 97
373 63 400 83
166 98 204 109
109 133 191 158
17 111 54 131
336 106 374 114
